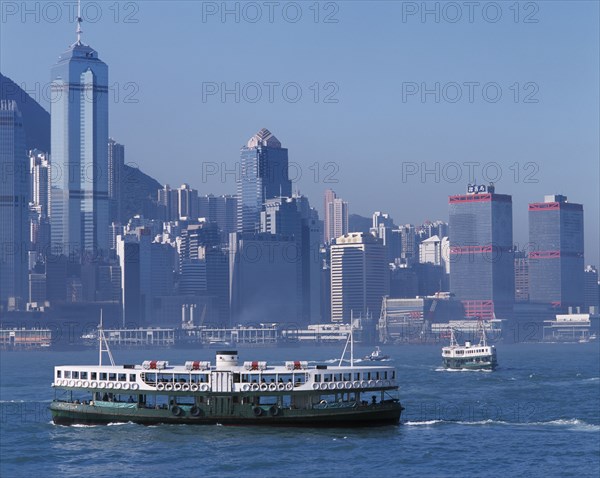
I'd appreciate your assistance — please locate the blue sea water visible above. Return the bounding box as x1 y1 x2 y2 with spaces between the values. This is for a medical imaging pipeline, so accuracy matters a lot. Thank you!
1 343 598 478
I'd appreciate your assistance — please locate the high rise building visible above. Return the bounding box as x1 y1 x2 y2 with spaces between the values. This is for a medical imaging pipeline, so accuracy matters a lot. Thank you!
528 195 584 309
107 139 124 223
514 251 529 303
177 184 198 220
237 128 291 233
30 149 50 216
330 232 388 323
371 212 401 263
449 184 514 320
0 100 29 308
323 189 348 244
229 232 300 324
158 185 179 222
198 194 237 237
398 225 417 265
584 265 599 312
50 24 109 257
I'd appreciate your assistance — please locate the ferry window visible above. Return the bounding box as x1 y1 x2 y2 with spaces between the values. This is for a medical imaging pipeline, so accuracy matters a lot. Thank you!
366 372 371 380
80 372 88 380
343 373 351 381
100 373 107 381
72 371 79 379
383 372 387 379
109 373 116 381
324 374 332 382
391 371 395 379
129 374 136 382
315 374 321 383
354 373 360 380
233 373 240 383
56 370 62 378
91 372 97 380
334 374 342 381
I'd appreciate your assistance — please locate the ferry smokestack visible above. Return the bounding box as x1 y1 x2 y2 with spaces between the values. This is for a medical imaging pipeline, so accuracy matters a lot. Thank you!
216 350 238 370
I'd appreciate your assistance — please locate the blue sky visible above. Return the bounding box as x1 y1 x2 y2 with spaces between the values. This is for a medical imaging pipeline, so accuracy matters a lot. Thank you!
1 1 598 263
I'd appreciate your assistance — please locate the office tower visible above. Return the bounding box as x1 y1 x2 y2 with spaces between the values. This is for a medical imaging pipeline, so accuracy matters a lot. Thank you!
419 235 444 265
30 149 50 216
179 259 207 295
177 184 198 220
28 273 47 304
107 138 124 223
449 184 514 320
116 229 151 324
158 185 179 222
372 212 401 263
178 222 220 265
237 128 291 233
323 189 349 244
528 195 584 309
229 232 300 324
514 251 529 303
198 194 238 236
584 265 599 312
399 225 417 265
0 100 28 308
330 232 388 323
50 23 109 257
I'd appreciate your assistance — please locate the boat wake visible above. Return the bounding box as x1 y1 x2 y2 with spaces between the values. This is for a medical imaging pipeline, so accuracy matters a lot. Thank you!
434 367 492 373
404 418 600 431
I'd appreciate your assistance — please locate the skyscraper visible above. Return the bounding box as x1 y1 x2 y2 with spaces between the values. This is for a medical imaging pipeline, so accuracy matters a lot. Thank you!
237 128 291 233
0 100 28 308
449 184 514 320
330 232 388 323
107 138 124 223
50 21 109 257
323 189 348 244
528 195 584 309
177 184 198 220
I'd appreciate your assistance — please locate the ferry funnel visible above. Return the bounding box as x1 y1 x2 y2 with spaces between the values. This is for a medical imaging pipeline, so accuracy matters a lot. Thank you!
216 350 238 370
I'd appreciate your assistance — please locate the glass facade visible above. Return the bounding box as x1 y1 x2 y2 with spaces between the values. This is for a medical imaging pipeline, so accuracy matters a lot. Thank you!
50 41 109 257
528 199 584 308
449 192 514 319
237 129 291 233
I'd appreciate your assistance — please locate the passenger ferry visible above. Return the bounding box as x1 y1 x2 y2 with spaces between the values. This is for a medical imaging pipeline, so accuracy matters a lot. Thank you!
50 322 403 427
441 323 497 371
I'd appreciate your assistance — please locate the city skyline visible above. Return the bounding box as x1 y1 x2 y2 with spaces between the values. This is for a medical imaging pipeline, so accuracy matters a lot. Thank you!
1 1 598 264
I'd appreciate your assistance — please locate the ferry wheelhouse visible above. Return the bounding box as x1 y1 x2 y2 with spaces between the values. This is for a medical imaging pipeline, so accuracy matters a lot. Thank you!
441 324 497 371
50 324 403 427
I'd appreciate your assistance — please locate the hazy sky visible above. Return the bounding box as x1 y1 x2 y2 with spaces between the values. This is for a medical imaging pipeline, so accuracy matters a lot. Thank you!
1 1 598 263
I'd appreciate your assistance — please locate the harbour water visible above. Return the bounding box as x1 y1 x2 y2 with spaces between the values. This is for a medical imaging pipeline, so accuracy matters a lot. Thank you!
1 343 598 477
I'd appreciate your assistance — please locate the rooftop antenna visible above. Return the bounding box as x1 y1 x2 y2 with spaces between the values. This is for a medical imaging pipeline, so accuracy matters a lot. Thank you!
76 0 83 44
98 309 115 366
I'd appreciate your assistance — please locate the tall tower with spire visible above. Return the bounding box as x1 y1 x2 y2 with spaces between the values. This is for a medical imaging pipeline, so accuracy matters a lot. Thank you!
236 128 291 233
50 3 109 257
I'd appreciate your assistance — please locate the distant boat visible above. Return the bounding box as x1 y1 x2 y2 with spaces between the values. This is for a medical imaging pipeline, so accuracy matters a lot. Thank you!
364 346 389 361
442 322 497 371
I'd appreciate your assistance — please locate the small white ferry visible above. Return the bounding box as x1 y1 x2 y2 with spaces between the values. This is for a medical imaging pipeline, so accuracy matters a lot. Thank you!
441 323 497 371
50 322 403 426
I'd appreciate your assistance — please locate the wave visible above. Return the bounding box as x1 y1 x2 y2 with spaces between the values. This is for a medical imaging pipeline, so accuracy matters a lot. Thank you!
403 418 600 431
434 367 492 373
583 377 599 382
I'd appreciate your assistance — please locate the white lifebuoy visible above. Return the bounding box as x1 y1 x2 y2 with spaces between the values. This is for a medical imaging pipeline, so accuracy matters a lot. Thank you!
75 380 82 387
131 383 139 391
82 381 89 388
174 383 182 391
251 383 260 391
312 383 320 390
268 383 277 391
260 383 268 391
353 381 360 388
190 384 199 392
200 384 209 392
123 383 130 390
68 380 75 387
182 384 190 391
277 383 285 391
368 380 375 388
376 380 383 387
60 379 67 386
336 382 344 390
165 383 173 391
114 382 122 390
106 382 113 389
90 381 97 388
286 383 294 391
157 383 165 391
320 383 328 391
383 380 391 387
344 382 352 389
242 384 250 392
361 380 368 388
99 382 106 389
328 382 336 390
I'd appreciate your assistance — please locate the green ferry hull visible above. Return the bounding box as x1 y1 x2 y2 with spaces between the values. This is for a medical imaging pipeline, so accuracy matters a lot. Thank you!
442 358 497 371
50 401 402 427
